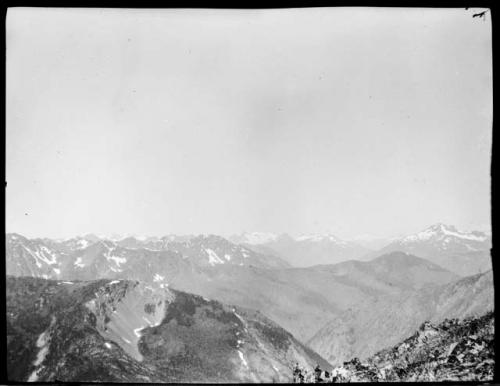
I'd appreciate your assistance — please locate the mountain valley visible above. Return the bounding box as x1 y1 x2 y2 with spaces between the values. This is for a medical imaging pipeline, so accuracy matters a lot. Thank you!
5 225 494 382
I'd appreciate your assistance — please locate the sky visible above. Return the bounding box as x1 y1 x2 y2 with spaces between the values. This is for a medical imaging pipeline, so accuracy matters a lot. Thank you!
6 7 492 240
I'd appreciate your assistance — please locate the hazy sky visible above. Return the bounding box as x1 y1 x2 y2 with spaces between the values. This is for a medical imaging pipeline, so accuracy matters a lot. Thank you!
6 7 492 240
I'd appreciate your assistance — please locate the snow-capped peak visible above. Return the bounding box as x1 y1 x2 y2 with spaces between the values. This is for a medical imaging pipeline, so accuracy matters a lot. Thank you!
402 223 489 243
239 232 278 245
205 248 225 266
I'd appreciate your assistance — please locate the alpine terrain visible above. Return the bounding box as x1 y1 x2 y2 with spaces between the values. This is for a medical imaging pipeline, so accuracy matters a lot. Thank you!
7 276 330 382
364 223 492 276
5 226 494 383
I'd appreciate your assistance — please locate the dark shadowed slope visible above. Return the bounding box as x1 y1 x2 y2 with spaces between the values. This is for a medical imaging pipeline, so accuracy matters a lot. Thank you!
6 276 330 383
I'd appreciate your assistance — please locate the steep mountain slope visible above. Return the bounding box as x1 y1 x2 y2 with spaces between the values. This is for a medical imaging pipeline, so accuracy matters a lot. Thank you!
6 234 66 279
171 252 459 342
6 277 330 383
230 232 371 267
365 223 492 276
163 235 290 269
330 311 494 382
308 270 494 366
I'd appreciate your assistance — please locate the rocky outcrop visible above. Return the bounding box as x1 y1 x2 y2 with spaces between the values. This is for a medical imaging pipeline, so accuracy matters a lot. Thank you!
317 312 494 382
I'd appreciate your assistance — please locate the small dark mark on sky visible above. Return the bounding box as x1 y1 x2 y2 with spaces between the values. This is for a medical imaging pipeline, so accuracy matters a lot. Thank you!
471 10 487 20
5 181 7 187
25 213 28 216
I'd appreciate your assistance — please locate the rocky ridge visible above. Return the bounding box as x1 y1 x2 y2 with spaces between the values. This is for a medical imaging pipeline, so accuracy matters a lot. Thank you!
328 311 494 382
6 276 330 383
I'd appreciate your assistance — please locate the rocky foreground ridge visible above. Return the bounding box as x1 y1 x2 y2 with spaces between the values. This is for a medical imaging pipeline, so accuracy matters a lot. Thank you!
294 311 494 382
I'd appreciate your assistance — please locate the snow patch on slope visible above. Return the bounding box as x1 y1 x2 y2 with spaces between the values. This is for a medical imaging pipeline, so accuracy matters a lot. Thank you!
442 227 488 242
39 247 58 265
238 350 249 368
77 239 89 249
153 274 165 282
27 316 56 382
105 247 127 266
205 248 224 266
74 257 85 268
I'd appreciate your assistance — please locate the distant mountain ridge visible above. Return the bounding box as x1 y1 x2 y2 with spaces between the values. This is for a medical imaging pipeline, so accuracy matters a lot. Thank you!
6 233 290 282
363 223 492 276
229 232 371 267
12 222 490 271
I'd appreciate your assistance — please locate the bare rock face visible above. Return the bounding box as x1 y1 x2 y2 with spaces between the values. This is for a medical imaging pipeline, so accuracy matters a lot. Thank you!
6 276 330 383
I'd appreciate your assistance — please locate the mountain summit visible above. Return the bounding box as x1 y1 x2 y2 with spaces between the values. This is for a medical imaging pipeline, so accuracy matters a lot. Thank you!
400 223 489 244
366 224 491 276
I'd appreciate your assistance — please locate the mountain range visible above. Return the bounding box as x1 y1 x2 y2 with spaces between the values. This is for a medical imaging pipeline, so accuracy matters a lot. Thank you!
10 222 490 274
229 224 491 274
5 223 494 382
364 223 492 276
229 232 371 267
